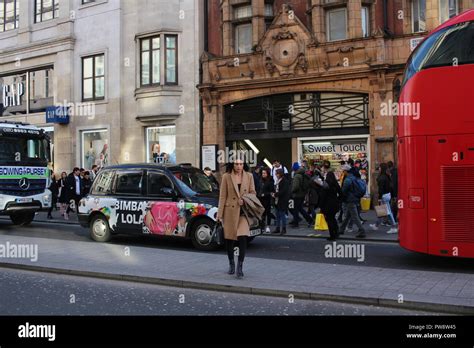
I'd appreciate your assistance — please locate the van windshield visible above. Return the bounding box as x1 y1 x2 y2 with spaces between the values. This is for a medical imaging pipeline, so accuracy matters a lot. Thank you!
0 136 50 165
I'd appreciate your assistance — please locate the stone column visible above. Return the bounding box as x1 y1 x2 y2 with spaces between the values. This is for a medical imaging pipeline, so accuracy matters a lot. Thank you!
311 0 325 43
54 49 74 173
348 0 363 39
425 0 438 30
252 0 265 47
222 1 233 56
17 0 32 45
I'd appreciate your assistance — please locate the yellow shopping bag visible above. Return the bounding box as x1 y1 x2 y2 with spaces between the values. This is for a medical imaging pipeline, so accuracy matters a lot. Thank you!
314 213 329 231
360 197 371 211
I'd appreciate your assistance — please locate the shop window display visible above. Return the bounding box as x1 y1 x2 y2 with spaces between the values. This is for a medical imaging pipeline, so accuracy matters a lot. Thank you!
82 130 109 170
301 140 369 183
146 126 176 164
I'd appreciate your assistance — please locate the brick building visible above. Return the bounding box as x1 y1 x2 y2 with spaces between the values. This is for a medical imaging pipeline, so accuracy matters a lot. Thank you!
199 0 473 190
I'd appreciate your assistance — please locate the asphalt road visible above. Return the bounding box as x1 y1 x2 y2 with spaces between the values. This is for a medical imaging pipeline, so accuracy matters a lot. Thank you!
0 267 438 315
0 219 473 275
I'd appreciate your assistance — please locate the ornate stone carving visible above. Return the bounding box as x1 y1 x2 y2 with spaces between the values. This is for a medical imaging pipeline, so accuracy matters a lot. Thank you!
265 56 277 75
296 53 308 73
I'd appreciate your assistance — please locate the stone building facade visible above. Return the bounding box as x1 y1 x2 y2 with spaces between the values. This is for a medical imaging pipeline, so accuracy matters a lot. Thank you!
0 0 203 173
199 0 473 189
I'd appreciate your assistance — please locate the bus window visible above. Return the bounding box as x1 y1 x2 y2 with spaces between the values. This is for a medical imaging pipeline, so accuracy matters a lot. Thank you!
402 21 474 86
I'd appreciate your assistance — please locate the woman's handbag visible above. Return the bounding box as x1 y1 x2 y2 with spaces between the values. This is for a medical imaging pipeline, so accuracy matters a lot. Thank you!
374 203 389 218
314 213 329 231
211 221 224 246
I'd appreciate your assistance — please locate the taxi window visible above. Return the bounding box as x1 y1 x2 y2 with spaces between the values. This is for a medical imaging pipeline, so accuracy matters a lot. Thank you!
147 172 175 196
114 171 143 195
91 170 114 195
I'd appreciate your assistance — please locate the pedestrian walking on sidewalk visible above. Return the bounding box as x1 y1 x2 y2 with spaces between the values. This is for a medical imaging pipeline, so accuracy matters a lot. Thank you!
370 163 397 233
57 172 69 220
339 167 367 238
217 159 256 279
316 172 343 241
47 172 59 219
65 167 83 217
258 167 274 233
289 163 313 228
272 169 290 235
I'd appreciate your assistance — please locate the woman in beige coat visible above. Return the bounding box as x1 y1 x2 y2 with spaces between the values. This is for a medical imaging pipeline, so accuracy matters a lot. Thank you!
217 159 256 278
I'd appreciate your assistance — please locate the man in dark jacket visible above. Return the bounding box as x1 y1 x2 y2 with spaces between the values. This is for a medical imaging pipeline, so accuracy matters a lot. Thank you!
387 161 398 222
339 167 366 238
272 169 290 235
65 167 83 214
289 165 313 228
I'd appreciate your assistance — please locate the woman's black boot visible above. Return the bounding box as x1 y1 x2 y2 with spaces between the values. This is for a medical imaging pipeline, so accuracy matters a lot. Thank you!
228 259 235 275
236 261 244 278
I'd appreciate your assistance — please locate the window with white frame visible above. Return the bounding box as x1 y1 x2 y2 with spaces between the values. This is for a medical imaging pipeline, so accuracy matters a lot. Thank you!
233 4 253 54
0 0 19 32
140 34 178 87
82 54 105 101
361 6 370 38
412 0 427 33
439 0 458 23
327 8 347 41
35 0 59 23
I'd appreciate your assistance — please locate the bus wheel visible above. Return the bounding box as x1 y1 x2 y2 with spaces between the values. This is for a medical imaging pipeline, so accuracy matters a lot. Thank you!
191 219 218 251
90 215 112 242
10 212 35 226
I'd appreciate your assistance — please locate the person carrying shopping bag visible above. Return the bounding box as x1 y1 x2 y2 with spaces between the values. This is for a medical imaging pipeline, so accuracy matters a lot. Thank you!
217 159 257 279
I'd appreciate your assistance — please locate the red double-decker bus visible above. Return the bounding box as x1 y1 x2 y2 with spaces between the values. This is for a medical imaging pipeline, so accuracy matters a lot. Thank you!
398 10 474 258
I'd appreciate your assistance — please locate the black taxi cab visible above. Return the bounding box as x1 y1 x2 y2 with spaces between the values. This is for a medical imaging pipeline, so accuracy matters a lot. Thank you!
77 163 262 250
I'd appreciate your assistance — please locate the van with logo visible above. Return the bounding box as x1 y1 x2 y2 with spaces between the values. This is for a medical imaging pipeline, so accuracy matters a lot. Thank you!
77 164 262 250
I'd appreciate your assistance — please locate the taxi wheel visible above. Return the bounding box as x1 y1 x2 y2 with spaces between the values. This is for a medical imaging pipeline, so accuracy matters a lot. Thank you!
191 219 218 251
90 215 112 242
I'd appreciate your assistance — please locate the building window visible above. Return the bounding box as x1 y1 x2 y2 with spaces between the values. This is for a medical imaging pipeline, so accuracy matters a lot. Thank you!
81 129 109 169
0 0 19 32
412 0 426 33
235 23 252 54
140 36 160 86
439 0 458 23
234 4 252 19
233 4 253 54
1 67 54 117
361 6 370 38
82 54 105 101
29 68 54 113
327 8 347 41
264 1 274 31
146 126 176 164
35 0 59 23
165 35 177 84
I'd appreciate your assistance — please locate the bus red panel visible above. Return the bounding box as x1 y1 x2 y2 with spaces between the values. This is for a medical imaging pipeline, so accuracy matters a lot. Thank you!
427 135 474 257
398 64 474 138
398 136 428 254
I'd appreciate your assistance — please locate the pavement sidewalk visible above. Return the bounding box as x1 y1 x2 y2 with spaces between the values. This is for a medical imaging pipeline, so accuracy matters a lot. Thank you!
0 234 472 314
1 209 399 243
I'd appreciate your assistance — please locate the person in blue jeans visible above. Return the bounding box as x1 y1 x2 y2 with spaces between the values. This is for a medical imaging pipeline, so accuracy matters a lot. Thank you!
370 163 397 233
272 169 290 235
339 167 366 238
